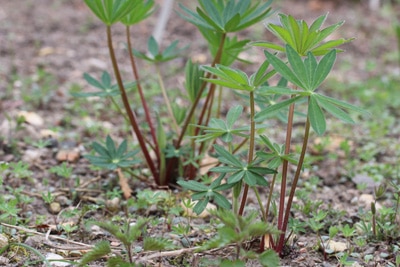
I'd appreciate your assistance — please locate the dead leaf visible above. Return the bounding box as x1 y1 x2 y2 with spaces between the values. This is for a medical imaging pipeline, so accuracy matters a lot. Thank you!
117 168 132 199
324 240 348 253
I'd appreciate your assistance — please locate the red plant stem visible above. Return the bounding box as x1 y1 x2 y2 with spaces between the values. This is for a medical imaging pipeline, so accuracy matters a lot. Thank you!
175 33 227 148
106 26 159 182
277 98 296 230
126 26 160 163
238 91 256 216
276 116 310 254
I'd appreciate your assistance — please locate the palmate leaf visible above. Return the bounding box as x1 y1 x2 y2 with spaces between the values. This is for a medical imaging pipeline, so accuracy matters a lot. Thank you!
134 37 187 63
308 95 326 135
264 50 305 89
264 45 337 92
84 0 136 26
255 13 351 56
72 71 136 98
255 96 302 122
202 65 254 91
179 0 272 33
85 136 140 170
185 60 204 103
195 105 247 143
120 0 154 26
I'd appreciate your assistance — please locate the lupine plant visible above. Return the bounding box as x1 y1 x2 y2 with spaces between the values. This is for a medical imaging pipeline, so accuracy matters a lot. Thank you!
77 0 274 186
179 12 367 256
77 0 368 261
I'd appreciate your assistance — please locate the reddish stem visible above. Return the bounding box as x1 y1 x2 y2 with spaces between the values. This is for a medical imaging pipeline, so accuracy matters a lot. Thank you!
126 26 160 163
276 117 310 254
107 26 159 182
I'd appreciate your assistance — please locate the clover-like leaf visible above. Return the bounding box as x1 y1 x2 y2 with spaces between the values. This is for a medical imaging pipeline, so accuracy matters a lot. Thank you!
71 71 136 98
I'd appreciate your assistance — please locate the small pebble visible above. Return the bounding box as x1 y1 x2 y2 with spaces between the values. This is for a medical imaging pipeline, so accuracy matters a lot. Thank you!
49 202 61 214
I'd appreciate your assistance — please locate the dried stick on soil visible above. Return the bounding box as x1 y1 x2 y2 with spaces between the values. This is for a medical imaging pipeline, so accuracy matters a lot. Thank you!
0 222 93 250
135 247 200 263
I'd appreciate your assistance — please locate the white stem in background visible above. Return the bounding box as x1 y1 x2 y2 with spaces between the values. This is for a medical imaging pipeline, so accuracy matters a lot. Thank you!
152 0 174 46
369 0 380 10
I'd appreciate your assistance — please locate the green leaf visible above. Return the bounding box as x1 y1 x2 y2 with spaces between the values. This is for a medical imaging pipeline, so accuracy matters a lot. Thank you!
268 23 295 48
214 144 243 167
259 249 280 267
304 52 317 89
312 38 352 55
314 94 354 124
221 260 245 267
313 49 336 89
264 50 305 89
211 166 242 173
309 13 327 32
148 36 159 58
84 0 137 26
251 41 285 52
224 13 241 32
255 96 302 122
105 135 116 155
84 72 106 89
177 180 208 192
286 44 308 89
121 0 154 26
143 237 175 251
316 94 370 116
226 105 243 129
193 198 209 214
251 60 272 87
78 240 111 267
185 60 204 103
308 95 326 135
213 192 231 209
